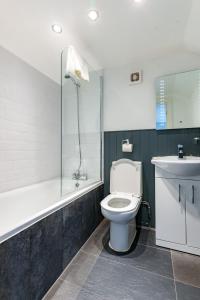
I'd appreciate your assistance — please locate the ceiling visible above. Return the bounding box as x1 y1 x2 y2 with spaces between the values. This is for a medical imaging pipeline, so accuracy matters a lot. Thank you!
0 0 199 83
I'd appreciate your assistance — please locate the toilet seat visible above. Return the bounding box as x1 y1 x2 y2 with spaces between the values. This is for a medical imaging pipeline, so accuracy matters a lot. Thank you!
101 193 141 213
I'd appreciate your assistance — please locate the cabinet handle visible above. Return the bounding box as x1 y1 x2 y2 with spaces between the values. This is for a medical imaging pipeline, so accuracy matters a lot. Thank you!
192 185 195 204
179 184 181 202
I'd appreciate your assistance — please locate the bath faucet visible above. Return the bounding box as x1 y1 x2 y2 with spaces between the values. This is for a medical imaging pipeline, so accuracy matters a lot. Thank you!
72 171 80 180
177 144 184 159
72 171 87 181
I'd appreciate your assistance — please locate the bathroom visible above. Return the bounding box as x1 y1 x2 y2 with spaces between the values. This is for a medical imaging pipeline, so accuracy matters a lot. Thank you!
0 0 200 299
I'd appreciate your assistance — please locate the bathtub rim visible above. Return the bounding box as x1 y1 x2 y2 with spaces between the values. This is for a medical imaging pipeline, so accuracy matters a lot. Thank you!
0 180 103 244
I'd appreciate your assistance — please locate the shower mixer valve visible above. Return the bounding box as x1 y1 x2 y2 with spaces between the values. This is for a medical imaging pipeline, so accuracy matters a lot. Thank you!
72 171 87 181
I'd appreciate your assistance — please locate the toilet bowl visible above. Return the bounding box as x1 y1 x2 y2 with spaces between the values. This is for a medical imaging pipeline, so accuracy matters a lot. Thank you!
101 159 142 252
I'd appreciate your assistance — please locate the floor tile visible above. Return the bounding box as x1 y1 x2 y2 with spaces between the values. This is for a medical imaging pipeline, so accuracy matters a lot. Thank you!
81 219 109 256
44 278 110 300
82 254 176 300
43 220 200 300
43 279 81 299
136 227 156 247
176 282 200 300
172 251 200 288
136 228 169 252
60 250 99 287
101 242 173 279
77 289 113 300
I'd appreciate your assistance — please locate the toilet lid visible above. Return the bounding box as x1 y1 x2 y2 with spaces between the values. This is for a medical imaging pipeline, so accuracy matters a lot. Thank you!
110 159 142 196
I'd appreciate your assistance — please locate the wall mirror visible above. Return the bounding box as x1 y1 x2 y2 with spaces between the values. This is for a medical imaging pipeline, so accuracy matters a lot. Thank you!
155 69 200 130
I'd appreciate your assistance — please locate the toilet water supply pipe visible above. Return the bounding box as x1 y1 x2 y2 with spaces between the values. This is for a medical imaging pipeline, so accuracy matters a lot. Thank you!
141 201 151 226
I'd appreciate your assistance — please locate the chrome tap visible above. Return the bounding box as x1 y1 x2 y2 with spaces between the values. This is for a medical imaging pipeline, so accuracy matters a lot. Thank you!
193 137 200 145
72 171 87 181
177 144 184 159
72 171 81 180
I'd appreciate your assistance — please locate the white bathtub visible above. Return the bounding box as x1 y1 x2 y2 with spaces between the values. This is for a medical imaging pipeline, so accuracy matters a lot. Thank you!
0 178 102 244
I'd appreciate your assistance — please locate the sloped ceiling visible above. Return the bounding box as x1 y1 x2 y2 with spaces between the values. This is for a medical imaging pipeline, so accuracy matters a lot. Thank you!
0 0 199 83
184 0 200 54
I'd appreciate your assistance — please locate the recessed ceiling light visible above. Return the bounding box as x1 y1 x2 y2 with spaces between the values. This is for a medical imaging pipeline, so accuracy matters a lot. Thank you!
88 10 99 21
134 0 142 2
51 24 62 34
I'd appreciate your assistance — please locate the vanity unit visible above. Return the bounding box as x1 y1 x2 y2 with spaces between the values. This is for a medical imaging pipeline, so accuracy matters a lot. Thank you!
152 156 200 256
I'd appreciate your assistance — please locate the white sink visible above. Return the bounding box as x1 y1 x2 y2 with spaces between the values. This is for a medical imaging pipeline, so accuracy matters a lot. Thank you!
151 156 200 177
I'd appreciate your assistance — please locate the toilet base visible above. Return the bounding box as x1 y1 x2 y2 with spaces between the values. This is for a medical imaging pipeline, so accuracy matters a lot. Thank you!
109 219 137 253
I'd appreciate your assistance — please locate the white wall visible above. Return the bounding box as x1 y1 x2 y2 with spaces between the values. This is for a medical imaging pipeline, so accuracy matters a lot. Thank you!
0 46 60 193
103 51 200 131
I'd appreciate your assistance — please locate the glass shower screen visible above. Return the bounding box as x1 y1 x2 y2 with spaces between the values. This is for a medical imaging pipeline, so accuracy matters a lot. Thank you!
61 48 103 196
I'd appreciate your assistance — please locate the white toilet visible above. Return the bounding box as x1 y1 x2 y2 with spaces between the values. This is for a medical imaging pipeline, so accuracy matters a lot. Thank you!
101 159 142 252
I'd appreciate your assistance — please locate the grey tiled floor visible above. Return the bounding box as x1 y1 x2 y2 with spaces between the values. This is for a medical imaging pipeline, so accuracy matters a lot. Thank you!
44 220 200 300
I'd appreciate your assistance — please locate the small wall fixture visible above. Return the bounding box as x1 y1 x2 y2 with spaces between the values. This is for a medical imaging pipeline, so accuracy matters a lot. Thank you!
193 137 200 144
88 10 99 21
122 139 133 153
51 24 62 34
129 71 142 85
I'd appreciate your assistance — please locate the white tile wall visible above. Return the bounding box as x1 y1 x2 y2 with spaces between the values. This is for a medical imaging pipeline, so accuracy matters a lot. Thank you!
0 46 61 193
62 132 101 180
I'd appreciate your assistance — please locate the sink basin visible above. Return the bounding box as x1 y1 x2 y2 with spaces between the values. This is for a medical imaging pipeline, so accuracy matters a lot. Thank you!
151 156 200 176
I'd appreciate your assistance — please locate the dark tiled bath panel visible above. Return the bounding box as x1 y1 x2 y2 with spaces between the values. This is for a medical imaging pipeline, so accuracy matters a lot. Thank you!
0 185 104 300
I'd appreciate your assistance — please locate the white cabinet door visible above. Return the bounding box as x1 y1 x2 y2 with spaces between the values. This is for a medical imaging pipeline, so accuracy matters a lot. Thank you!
156 178 186 244
186 181 200 249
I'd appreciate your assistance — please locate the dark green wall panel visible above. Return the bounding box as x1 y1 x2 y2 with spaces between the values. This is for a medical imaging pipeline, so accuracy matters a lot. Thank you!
104 128 200 227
